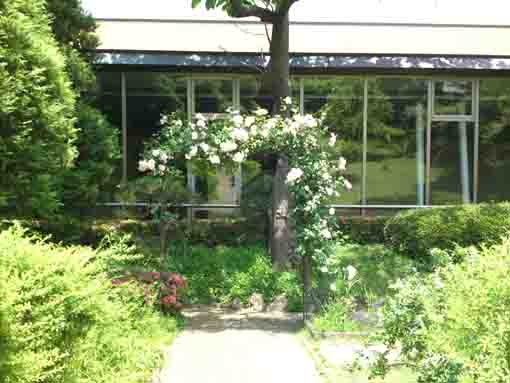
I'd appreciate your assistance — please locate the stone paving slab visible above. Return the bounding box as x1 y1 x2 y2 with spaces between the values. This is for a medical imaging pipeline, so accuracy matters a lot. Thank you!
156 305 322 383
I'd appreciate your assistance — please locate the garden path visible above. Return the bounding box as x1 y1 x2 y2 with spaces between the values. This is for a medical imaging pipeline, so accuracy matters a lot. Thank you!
155 305 323 383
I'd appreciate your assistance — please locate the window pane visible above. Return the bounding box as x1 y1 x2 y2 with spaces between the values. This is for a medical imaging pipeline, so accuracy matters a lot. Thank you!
240 77 299 113
195 79 232 114
479 79 510 202
434 80 473 116
430 121 474 204
307 77 364 209
126 72 187 180
367 78 428 205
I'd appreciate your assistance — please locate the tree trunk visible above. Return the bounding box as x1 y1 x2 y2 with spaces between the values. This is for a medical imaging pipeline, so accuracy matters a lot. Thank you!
268 14 292 271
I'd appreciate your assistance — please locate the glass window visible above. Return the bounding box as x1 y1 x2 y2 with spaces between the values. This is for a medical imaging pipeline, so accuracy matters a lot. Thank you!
126 72 187 180
306 77 364 209
479 79 510 202
434 80 473 116
430 121 474 204
240 77 299 113
367 78 428 206
194 79 232 114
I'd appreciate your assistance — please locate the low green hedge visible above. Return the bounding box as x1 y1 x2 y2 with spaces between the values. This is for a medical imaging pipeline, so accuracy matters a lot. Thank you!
384 203 510 259
337 216 389 244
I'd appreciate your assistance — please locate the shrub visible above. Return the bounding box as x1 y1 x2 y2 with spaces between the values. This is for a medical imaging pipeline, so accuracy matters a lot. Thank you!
384 203 510 259
337 216 389 244
374 238 510 383
0 225 177 383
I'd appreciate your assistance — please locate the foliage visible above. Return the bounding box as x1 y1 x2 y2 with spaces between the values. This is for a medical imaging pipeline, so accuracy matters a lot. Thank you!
0 225 178 383
372 238 510 383
59 104 121 210
384 203 510 261
140 104 349 268
313 244 415 332
166 245 303 311
337 216 389 244
0 0 77 216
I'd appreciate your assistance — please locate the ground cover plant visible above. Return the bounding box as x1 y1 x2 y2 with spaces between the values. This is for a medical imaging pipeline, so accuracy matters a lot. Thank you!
165 244 303 311
0 225 179 383
372 237 510 383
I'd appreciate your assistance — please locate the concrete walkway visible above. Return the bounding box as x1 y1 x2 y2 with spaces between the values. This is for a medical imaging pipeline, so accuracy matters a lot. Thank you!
156 305 322 383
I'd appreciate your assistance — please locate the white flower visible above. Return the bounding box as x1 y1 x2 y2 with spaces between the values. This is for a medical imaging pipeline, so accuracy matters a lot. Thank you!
160 115 168 125
303 114 318 128
138 160 149 172
338 157 347 171
195 113 205 121
220 141 238 153
147 159 155 171
244 116 256 128
185 153 192 160
160 152 168 162
320 266 328 273
329 208 336 216
158 164 166 173
283 96 292 105
209 154 220 165
329 283 337 292
326 187 334 196
329 133 337 147
232 128 249 142
200 143 209 153
191 131 199 140
345 265 357 281
286 168 304 184
232 115 243 127
254 108 268 116
344 179 353 190
250 125 258 135
175 120 183 128
233 152 245 163
151 149 161 157
190 146 198 157
196 119 206 128
321 228 332 240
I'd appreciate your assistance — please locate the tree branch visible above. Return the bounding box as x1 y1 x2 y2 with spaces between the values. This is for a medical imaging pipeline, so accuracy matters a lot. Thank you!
277 0 300 14
228 0 276 23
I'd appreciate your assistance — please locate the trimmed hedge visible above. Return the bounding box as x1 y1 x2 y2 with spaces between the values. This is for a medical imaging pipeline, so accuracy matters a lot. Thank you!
384 203 510 258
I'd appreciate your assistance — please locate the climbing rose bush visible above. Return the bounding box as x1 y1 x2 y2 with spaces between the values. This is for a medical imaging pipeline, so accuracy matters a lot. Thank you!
139 100 350 267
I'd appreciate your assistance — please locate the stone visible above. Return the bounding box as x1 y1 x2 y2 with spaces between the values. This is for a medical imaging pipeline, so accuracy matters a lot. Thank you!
230 298 242 310
248 293 265 312
267 294 288 312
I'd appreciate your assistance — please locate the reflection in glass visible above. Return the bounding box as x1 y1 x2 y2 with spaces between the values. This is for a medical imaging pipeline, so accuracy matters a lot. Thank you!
126 72 187 180
367 79 428 205
309 77 364 209
195 79 232 114
240 77 299 113
434 80 473 116
479 79 510 202
430 121 474 204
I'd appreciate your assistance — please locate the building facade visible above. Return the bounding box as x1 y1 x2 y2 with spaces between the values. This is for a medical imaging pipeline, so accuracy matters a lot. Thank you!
93 18 510 215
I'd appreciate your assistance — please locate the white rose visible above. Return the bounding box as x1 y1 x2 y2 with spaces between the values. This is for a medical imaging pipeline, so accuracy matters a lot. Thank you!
158 164 166 173
283 96 292 105
232 128 249 142
244 116 256 128
160 152 168 162
220 141 238 153
195 113 205 121
196 119 206 128
254 108 268 116
338 157 347 171
320 266 328 273
326 187 334 196
286 168 304 184
329 208 336 216
303 114 318 128
138 160 148 172
344 179 353 190
321 229 332 240
329 133 337 147
191 131 198 140
160 115 168 125
209 154 221 165
232 115 243 127
151 149 161 157
233 152 245 163
185 153 191 160
175 120 183 128
147 159 156 171
200 143 209 153
330 283 337 292
190 146 198 157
